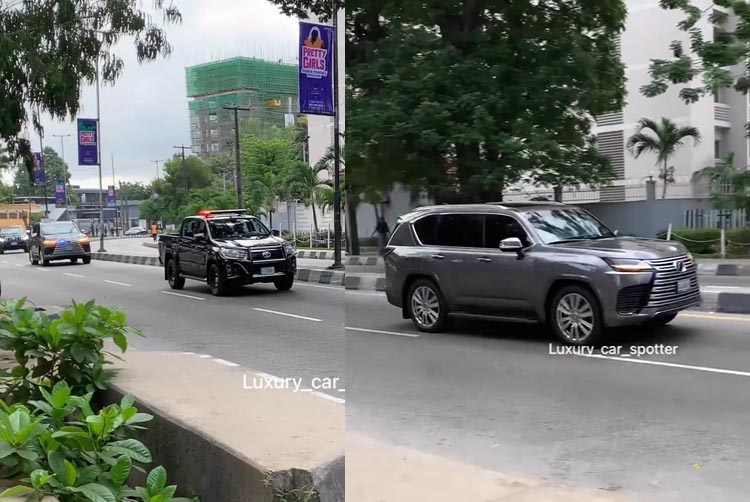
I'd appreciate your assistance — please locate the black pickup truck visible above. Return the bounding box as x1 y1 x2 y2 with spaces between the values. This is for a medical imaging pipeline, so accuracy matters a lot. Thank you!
158 209 297 296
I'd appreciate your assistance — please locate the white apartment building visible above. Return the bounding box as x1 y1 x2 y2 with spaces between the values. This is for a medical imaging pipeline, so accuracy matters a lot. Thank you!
594 0 749 184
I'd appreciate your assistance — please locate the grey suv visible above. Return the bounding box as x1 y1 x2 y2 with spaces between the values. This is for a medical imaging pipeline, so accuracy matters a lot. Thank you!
383 202 701 345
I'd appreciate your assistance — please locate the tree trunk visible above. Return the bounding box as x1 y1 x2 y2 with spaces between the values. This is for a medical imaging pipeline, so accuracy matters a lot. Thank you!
346 197 360 255
662 160 668 199
311 198 319 234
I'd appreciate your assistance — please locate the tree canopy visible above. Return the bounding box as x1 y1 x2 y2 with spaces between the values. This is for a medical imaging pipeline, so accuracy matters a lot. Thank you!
344 0 627 203
0 0 181 176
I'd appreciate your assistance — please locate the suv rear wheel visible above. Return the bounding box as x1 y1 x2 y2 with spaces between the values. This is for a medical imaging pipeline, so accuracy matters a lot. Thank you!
550 285 602 345
407 279 448 332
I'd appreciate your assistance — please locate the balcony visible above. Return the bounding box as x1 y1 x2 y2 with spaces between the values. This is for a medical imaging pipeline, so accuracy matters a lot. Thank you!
714 103 731 125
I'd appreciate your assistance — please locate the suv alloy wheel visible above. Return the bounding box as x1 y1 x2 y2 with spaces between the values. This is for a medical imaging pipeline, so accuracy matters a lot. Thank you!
550 285 603 345
408 279 448 332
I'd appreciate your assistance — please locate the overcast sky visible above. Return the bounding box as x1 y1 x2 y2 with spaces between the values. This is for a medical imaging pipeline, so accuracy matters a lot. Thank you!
18 0 299 189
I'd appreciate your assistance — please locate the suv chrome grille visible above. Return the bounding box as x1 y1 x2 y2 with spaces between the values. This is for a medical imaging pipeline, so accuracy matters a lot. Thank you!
646 255 700 308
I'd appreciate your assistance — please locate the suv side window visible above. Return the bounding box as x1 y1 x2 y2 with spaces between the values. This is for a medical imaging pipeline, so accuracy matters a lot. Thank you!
485 214 531 248
436 214 483 248
388 222 415 246
413 215 439 245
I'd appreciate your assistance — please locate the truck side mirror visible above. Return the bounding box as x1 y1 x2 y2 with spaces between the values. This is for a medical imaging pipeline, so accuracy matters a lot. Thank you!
272 230 280 237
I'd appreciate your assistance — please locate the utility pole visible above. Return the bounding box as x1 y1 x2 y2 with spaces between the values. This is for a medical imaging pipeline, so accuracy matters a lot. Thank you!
222 104 251 209
36 121 49 216
173 145 189 192
331 0 343 269
151 160 162 180
111 155 117 235
52 133 71 207
95 59 106 252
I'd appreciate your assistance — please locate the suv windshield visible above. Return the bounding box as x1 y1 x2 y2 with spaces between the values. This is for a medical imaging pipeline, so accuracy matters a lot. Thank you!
523 208 615 244
0 228 23 236
41 222 80 236
208 218 271 240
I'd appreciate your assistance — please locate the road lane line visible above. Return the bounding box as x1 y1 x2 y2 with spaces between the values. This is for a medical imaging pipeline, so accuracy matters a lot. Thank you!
213 358 240 368
345 326 420 338
1 260 8 264
253 308 322 322
104 280 132 287
14 264 24 267
312 391 345 405
198 354 212 358
35 268 50 272
294 282 343 291
160 291 205 301
680 313 750 322
576 353 750 378
64 272 84 278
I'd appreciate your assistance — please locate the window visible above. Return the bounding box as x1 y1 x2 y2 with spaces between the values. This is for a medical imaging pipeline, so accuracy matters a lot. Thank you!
524 209 614 244
388 223 415 246
715 140 721 160
182 220 195 238
210 128 219 139
413 215 439 245
209 113 218 123
435 214 483 248
193 220 206 236
485 215 531 248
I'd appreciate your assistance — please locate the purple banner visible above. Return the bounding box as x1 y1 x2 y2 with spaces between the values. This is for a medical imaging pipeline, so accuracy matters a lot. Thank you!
33 152 45 184
107 185 116 205
299 21 335 116
55 179 66 205
77 118 98 166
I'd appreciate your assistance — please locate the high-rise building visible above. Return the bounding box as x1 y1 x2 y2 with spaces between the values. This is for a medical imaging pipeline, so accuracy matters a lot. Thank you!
594 0 748 184
185 57 299 158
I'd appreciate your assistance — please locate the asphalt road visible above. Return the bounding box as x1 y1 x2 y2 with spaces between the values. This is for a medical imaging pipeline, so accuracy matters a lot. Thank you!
346 289 750 501
0 250 344 394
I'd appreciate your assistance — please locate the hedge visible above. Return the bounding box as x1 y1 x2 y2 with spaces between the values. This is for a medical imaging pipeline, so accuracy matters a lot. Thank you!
658 227 750 256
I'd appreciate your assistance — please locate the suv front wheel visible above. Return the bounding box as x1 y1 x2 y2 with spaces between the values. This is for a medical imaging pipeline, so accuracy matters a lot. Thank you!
550 285 603 345
407 279 448 332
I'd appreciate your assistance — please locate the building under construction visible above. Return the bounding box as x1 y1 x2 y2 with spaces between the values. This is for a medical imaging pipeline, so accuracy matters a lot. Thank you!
186 57 299 158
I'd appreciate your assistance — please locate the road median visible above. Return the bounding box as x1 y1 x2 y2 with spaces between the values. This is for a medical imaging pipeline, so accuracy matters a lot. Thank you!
90 252 345 286
102 350 344 502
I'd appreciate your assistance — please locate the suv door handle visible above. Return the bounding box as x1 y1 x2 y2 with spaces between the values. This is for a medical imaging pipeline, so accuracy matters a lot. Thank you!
431 254 445 260
477 257 492 263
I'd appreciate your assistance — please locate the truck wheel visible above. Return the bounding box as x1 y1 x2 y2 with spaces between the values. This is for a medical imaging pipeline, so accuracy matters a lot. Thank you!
207 263 228 296
166 259 185 290
42 257 50 267
70 258 78 264
549 285 603 346
29 248 38 265
82 256 91 264
407 279 448 333
274 274 294 291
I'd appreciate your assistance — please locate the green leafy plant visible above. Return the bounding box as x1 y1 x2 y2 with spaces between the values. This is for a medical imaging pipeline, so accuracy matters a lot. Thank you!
121 466 197 502
0 299 143 402
272 486 318 502
0 403 47 477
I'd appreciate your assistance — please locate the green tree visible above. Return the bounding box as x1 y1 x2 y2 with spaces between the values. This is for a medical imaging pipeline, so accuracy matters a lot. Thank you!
626 118 702 199
343 0 626 203
119 182 153 201
286 160 333 233
0 1 181 178
642 0 750 106
148 155 224 223
692 152 750 211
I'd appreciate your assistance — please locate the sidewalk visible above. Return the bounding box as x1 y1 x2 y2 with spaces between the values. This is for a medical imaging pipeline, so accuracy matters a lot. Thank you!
347 434 644 502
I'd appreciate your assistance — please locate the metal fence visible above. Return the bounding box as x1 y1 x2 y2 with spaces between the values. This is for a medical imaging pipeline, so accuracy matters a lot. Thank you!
503 182 735 204
684 208 748 230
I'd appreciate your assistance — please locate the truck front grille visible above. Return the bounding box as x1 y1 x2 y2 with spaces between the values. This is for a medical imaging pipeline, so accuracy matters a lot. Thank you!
250 246 284 262
646 255 700 308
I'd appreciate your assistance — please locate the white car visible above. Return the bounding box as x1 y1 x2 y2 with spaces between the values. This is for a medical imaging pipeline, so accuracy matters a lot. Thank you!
124 226 148 236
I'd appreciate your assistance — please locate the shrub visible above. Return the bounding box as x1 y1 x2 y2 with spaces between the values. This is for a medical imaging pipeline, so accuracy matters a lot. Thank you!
0 299 143 403
658 228 721 255
727 228 750 257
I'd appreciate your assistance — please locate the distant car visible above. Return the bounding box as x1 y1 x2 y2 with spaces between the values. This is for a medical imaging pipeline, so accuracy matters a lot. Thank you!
28 221 91 266
0 226 29 253
125 226 148 236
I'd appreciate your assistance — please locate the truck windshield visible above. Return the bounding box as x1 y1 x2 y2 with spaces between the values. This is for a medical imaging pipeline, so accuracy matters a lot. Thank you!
523 208 615 244
208 218 271 240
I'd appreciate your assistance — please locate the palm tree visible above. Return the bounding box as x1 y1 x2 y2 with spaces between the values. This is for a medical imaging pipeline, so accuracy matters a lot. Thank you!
626 117 702 198
692 152 750 211
286 160 332 234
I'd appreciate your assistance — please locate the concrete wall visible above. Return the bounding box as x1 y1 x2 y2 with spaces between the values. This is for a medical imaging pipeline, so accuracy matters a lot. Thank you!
583 198 713 238
356 184 432 239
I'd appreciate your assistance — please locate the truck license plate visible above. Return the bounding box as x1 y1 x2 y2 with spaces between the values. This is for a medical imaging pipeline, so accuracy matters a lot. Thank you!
260 267 275 276
677 279 691 293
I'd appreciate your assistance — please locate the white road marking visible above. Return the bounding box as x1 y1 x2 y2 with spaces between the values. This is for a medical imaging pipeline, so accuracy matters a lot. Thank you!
312 391 345 405
680 312 750 322
253 308 322 322
295 282 343 291
213 358 240 368
198 354 212 359
64 272 84 278
251 371 344 404
1 260 8 264
14 264 24 267
35 268 50 272
104 280 132 287
346 290 386 296
577 353 750 378
345 326 420 338
180 352 195 355
160 291 205 301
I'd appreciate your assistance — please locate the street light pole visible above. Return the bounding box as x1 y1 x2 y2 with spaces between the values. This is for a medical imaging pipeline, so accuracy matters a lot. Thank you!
331 0 343 269
95 59 106 252
222 104 251 209
36 121 49 216
173 145 189 192
52 133 71 207
151 160 161 180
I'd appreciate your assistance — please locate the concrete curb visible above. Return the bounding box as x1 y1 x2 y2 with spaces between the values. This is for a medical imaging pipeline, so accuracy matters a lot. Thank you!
345 274 386 292
716 293 750 314
297 250 339 260
90 252 345 286
101 235 151 240
142 241 158 249
697 263 750 276
346 256 383 267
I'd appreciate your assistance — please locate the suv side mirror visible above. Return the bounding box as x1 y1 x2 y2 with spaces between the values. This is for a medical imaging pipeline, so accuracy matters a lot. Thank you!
272 230 280 237
499 237 524 252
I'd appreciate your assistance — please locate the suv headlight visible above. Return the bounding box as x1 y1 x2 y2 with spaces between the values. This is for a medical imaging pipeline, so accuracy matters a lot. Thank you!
219 247 246 260
283 243 296 257
603 258 653 273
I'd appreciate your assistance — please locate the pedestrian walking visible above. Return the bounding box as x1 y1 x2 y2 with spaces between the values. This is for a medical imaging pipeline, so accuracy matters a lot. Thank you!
151 222 158 242
375 216 390 255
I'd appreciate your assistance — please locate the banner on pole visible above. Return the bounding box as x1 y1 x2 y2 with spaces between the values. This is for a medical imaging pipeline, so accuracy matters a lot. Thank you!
54 179 66 205
77 118 98 166
107 185 116 205
32 152 45 184
299 21 335 116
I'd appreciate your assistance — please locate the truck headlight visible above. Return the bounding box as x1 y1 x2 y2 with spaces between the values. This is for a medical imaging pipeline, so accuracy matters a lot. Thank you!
283 243 296 257
219 247 246 260
603 258 653 273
